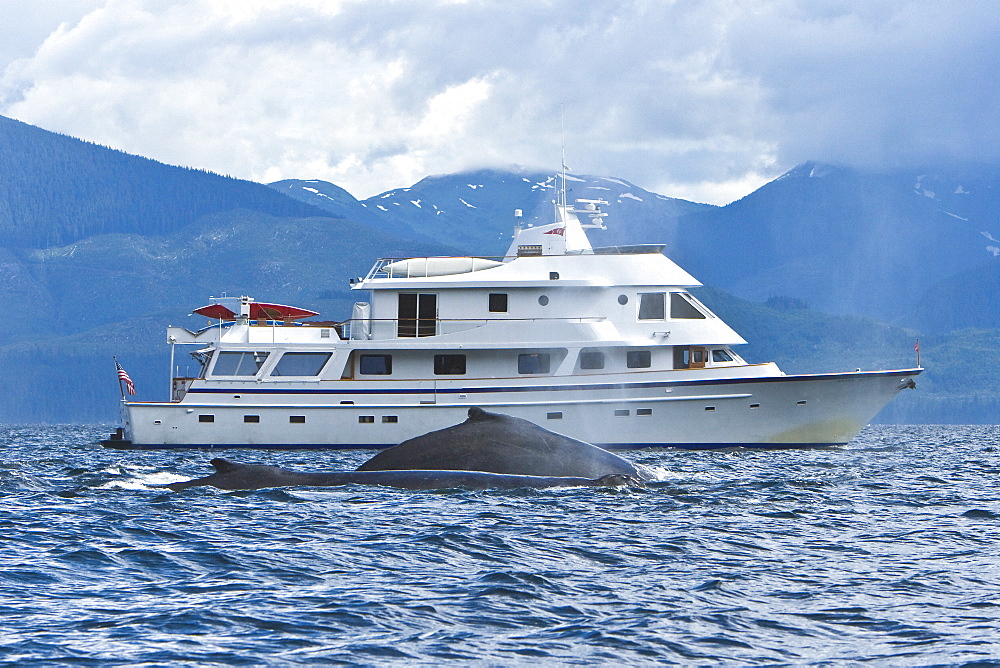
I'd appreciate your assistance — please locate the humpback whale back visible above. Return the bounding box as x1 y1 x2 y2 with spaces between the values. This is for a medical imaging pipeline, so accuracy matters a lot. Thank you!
356 407 639 479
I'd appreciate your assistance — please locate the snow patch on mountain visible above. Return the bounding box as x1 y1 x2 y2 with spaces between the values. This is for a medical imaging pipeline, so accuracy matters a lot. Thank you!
459 198 476 208
619 192 642 202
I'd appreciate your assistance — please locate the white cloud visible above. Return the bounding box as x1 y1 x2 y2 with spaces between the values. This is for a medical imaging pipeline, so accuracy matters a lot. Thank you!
1 0 997 205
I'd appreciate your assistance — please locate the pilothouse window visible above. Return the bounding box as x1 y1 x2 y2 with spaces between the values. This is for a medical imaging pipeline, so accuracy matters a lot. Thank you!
213 351 269 376
671 292 707 319
638 293 665 320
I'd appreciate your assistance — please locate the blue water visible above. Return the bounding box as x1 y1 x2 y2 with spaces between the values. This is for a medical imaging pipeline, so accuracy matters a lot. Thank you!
2 425 999 665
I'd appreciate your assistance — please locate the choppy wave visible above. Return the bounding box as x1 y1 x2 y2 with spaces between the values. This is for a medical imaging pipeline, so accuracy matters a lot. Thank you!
1 425 999 664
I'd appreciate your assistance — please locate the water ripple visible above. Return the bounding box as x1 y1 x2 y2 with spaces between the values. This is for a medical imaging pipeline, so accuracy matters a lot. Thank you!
2 425 1000 664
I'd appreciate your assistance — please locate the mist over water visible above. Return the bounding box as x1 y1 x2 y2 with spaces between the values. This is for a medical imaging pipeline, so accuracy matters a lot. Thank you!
2 425 999 664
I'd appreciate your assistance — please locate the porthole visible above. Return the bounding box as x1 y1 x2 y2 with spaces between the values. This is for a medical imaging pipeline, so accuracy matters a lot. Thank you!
618 294 628 305
538 295 549 306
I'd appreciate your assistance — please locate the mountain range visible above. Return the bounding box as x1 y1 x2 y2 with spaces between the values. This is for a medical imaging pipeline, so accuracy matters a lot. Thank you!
1 114 997 423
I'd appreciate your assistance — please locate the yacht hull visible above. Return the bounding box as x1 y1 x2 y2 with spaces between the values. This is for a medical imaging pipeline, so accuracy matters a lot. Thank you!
108 368 920 450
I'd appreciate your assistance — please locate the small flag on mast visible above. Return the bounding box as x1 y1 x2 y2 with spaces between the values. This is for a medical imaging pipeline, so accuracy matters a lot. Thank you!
116 360 136 396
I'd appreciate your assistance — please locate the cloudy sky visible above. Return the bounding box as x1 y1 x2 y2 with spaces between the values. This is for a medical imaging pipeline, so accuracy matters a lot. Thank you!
1 0 997 204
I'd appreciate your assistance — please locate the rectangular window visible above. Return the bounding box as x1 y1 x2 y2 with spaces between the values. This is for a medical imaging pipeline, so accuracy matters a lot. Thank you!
671 292 706 319
712 349 734 362
359 354 392 375
614 409 630 417
289 415 306 423
271 352 332 376
434 354 466 375
213 351 269 376
359 415 375 423
546 412 563 420
627 350 651 368
243 415 260 423
488 293 508 313
398 293 437 337
579 351 605 370
198 414 214 423
382 415 398 423
518 353 550 374
638 292 666 320
637 408 652 416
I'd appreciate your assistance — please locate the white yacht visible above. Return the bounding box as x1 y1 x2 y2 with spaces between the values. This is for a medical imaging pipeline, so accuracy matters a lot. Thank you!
103 174 920 450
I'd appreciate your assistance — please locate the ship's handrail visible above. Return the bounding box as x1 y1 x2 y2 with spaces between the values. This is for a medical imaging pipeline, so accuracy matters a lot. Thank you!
341 315 606 340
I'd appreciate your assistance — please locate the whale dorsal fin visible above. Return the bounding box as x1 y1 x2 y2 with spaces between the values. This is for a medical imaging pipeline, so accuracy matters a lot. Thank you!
210 458 240 473
466 407 500 422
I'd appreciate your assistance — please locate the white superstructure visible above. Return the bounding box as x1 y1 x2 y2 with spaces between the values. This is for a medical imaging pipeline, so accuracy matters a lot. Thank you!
104 173 920 450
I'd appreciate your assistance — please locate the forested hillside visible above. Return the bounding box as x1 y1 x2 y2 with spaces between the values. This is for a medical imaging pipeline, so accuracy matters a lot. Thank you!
0 116 326 248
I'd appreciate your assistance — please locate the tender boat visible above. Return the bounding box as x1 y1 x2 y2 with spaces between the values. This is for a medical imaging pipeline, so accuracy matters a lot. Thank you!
102 172 920 450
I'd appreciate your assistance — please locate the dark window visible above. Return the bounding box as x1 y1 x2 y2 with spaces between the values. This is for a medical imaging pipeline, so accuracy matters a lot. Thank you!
749 404 760 409
488 293 508 313
538 295 549 306
518 353 550 374
617 294 629 305
213 351 269 376
546 412 563 419
198 414 214 423
627 350 651 368
382 415 398 423
290 415 306 423
359 354 392 375
243 415 260 423
579 351 605 369
638 292 665 320
614 409 630 417
712 349 734 362
549 272 559 280
671 292 706 319
271 352 332 376
359 415 375 423
434 354 467 375
637 408 652 416
705 406 716 411
398 293 437 337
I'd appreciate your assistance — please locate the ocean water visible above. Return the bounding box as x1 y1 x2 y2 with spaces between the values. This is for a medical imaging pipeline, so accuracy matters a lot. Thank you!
1 425 999 666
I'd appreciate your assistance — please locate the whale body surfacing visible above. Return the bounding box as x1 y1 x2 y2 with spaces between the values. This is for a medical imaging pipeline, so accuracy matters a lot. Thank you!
358 407 639 478
167 408 644 492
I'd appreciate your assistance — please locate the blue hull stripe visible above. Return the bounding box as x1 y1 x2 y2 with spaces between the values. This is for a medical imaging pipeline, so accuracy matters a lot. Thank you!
179 369 920 398
102 440 849 452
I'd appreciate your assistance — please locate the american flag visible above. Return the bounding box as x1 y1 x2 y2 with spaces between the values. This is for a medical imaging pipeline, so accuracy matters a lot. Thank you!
116 360 136 395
